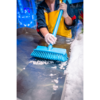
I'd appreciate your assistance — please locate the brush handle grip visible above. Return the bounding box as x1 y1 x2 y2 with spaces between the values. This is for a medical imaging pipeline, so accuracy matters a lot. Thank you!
48 0 67 50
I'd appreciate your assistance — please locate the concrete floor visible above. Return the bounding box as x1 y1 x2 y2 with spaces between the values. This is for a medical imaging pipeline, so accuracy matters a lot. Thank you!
17 28 70 100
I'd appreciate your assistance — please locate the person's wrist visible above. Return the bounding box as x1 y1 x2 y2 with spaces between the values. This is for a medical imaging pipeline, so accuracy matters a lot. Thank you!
44 33 49 38
63 12 68 18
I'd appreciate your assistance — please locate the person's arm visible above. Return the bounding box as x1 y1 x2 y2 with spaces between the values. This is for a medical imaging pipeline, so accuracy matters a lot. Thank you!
64 15 73 25
37 6 47 36
59 1 77 29
37 6 57 45
59 2 73 25
40 27 49 37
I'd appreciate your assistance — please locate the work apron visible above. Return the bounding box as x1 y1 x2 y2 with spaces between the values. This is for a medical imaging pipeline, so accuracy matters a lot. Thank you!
44 0 72 38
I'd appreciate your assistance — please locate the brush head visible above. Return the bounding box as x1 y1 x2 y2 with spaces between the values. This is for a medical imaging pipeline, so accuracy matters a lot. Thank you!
31 46 68 62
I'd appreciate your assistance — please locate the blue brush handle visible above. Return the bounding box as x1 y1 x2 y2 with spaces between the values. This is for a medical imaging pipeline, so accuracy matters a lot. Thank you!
48 0 67 50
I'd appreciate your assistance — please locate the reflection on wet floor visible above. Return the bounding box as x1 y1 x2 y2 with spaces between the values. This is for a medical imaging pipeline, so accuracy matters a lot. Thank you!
17 28 70 100
17 62 66 100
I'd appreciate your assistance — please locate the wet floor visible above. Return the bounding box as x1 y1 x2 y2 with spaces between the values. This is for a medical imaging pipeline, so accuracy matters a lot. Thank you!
17 29 71 100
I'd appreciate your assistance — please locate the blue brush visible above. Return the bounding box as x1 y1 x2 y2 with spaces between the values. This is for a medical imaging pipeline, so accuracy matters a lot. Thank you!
31 0 68 62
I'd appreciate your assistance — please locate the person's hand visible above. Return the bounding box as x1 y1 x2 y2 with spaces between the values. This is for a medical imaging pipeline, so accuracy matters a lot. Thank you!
44 33 57 45
58 2 68 18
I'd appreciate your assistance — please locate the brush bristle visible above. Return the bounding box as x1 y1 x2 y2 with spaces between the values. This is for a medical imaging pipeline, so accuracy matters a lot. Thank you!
31 51 68 62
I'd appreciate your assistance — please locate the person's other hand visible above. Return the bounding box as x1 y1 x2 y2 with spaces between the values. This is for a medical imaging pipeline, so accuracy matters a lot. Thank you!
58 2 68 18
44 33 57 45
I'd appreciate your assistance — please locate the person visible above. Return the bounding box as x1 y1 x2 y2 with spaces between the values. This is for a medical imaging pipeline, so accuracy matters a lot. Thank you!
37 0 77 45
